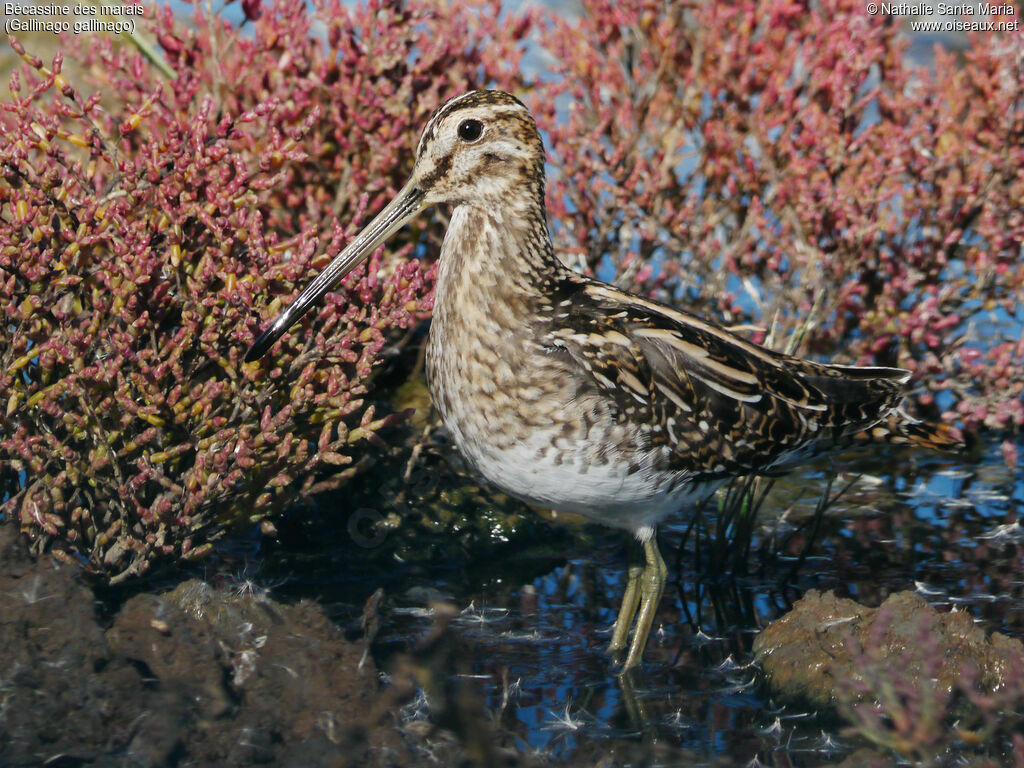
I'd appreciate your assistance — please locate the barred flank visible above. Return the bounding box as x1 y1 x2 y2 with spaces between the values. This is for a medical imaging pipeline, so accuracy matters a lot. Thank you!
853 414 965 451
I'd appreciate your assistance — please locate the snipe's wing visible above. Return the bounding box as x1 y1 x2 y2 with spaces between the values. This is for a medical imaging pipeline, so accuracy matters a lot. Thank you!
547 280 910 475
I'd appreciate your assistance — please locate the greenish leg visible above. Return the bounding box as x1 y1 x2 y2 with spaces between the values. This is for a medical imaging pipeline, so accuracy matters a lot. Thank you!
608 559 644 653
621 536 666 670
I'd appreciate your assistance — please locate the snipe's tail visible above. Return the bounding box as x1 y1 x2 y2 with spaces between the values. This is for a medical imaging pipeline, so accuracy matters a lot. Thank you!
855 410 965 451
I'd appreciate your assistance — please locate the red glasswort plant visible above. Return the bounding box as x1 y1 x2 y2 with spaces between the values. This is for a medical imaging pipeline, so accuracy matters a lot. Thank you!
835 602 1024 764
1 0 1021 583
0 0 530 582
531 0 1023 440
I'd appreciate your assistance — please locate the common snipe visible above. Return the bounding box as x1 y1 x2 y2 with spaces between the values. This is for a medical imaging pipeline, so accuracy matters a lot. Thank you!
246 90 962 669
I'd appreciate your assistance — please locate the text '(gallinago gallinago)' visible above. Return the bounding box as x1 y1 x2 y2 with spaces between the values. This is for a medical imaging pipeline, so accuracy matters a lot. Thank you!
246 90 963 669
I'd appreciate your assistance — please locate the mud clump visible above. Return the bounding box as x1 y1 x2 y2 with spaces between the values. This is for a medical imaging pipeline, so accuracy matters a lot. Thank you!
0 523 403 767
753 588 1024 709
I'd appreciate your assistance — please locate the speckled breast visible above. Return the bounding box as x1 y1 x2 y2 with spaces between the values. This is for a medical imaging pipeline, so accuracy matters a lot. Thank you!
424 316 718 533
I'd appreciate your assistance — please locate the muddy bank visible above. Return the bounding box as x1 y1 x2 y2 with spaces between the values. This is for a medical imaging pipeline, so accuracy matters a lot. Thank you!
0 523 389 766
753 588 1024 709
0 523 549 768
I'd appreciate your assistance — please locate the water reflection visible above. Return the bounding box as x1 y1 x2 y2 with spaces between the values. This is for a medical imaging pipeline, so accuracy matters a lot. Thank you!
259 435 1021 765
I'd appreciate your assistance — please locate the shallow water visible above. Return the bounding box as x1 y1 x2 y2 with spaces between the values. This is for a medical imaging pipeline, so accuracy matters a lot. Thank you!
253 435 1022 765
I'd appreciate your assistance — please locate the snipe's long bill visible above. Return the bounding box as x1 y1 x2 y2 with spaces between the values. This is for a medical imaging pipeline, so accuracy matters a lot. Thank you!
246 90 963 670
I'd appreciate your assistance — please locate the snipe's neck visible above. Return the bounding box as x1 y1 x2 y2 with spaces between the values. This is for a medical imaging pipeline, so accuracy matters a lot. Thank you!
437 190 566 301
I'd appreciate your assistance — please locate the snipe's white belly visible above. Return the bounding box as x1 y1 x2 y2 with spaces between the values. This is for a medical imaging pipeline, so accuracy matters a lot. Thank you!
436 398 724 535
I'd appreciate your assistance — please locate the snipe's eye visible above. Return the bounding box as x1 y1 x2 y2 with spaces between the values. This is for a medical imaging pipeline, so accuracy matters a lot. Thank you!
457 119 483 142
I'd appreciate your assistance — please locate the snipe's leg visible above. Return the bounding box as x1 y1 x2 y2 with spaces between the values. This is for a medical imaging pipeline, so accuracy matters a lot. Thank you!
608 547 643 654
608 533 667 669
622 535 666 670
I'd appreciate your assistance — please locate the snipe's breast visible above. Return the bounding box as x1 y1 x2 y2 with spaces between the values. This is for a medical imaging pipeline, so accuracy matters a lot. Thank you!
424 289 714 531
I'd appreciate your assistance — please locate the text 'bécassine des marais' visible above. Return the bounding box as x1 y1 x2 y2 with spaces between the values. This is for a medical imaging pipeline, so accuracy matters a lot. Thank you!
5 2 143 14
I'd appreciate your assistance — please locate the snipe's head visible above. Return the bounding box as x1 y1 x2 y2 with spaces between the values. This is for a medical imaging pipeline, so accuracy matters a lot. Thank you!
245 89 544 362
414 90 545 209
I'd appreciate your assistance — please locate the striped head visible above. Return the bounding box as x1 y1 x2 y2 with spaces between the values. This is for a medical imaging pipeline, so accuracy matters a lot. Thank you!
245 90 546 362
413 90 546 210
